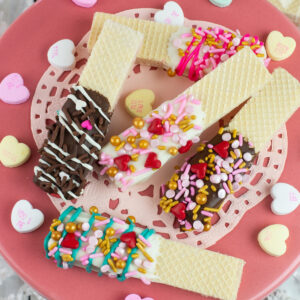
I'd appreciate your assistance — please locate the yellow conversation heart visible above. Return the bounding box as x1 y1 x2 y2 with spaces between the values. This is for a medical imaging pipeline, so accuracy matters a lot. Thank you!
266 31 296 61
125 89 155 118
0 135 31 168
257 224 289 257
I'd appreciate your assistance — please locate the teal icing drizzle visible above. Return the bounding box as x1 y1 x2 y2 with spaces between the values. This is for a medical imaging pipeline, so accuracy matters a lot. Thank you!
54 206 82 268
44 206 75 259
86 218 114 273
98 220 135 277
69 212 98 268
118 228 155 282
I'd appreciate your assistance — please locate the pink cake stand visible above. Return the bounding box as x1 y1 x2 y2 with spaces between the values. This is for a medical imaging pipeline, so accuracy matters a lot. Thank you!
0 0 299 299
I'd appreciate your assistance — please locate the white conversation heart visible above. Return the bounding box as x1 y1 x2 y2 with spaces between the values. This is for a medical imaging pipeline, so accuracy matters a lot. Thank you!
47 39 76 71
271 183 300 215
11 200 44 233
154 1 184 26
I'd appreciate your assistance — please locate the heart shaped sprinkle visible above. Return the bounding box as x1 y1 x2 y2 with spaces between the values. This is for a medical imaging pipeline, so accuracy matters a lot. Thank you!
209 0 232 8
147 118 165 135
120 231 137 249
47 39 76 71
190 163 208 179
114 155 131 171
270 182 300 215
266 31 296 61
213 141 229 158
0 73 30 105
170 202 186 220
61 233 79 249
0 135 31 168
125 294 154 300
125 89 155 118
257 224 289 257
154 1 184 26
72 0 97 8
75 99 87 110
178 140 193 154
11 200 44 233
144 152 161 169
81 120 93 131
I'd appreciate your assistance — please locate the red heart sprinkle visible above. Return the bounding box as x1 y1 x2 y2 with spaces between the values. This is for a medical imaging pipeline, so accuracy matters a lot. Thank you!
147 118 165 135
170 202 186 220
114 155 131 171
213 141 230 158
61 233 79 249
178 140 193 154
190 163 207 179
144 152 161 169
120 231 137 249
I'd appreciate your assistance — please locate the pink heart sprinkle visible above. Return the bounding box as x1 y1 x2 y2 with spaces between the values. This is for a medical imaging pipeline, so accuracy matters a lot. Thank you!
125 295 154 300
0 73 30 104
72 0 97 8
81 120 92 131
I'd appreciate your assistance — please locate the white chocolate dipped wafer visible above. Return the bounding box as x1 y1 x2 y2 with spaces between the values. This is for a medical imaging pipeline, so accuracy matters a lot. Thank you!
45 206 245 300
88 12 267 81
99 48 271 189
34 21 143 201
160 68 300 232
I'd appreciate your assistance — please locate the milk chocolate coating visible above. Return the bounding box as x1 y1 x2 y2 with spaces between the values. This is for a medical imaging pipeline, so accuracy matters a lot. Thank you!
33 87 112 200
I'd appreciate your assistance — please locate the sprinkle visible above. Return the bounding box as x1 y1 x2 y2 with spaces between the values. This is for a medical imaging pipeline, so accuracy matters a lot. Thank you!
138 267 147 274
115 141 125 151
81 260 89 266
136 243 154 262
201 210 214 217
94 219 110 226
175 188 186 200
115 228 125 235
131 168 151 177
233 159 243 169
215 165 221 174
125 271 138 278
138 235 152 247
239 134 243 146
113 217 126 225
232 168 247 175
89 253 103 259
140 276 151 285
48 242 57 251
59 248 72 255
223 182 230 194
48 247 58 257
80 254 89 261
207 144 213 149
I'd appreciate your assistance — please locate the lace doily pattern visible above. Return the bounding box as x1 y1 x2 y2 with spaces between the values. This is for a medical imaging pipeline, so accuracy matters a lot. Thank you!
30 9 287 249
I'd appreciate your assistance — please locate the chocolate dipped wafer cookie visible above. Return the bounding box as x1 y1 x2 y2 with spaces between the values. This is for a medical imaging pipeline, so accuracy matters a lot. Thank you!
160 68 300 232
33 21 143 200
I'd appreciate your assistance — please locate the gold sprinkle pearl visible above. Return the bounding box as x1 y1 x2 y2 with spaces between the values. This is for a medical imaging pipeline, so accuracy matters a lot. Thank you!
51 231 62 241
126 216 136 224
168 147 178 156
139 140 149 149
196 193 207 205
168 181 178 190
133 117 145 129
110 136 121 146
106 227 115 237
203 223 211 231
127 136 136 144
89 206 98 214
65 222 77 233
116 259 126 269
106 167 118 177
167 68 176 77
76 223 83 231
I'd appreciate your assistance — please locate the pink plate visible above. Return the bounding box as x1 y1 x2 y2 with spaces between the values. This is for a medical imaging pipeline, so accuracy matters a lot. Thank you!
0 0 299 299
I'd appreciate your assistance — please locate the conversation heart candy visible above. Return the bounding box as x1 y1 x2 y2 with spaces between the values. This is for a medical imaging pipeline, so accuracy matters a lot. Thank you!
257 224 289 257
0 135 31 168
11 200 44 233
266 31 296 61
47 39 76 71
72 0 97 8
271 183 300 215
154 1 184 26
125 294 154 300
125 89 155 118
209 0 232 8
0 73 30 104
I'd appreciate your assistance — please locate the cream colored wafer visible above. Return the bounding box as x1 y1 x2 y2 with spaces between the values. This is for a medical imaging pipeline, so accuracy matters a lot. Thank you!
100 47 271 188
229 68 300 152
45 206 245 300
80 20 144 108
88 12 179 69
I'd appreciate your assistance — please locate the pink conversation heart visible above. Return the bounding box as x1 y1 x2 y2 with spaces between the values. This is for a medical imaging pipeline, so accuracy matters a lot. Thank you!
0 73 30 104
125 294 154 300
72 0 97 8
81 120 93 130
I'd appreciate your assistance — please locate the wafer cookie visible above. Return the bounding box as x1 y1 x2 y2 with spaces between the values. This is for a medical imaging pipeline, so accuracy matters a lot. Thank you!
99 48 271 189
160 68 299 232
45 206 245 300
33 21 143 201
88 12 267 81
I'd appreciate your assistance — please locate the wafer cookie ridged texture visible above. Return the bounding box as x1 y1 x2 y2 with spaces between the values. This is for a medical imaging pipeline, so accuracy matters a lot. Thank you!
87 12 179 68
185 47 272 128
80 20 144 109
154 238 245 300
229 68 300 152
